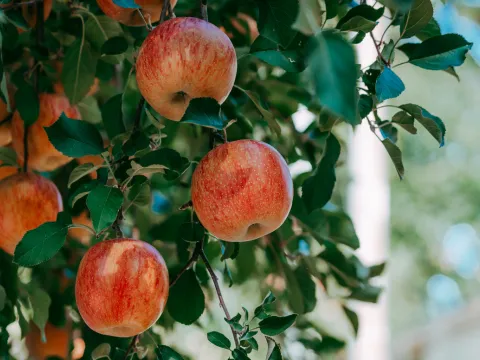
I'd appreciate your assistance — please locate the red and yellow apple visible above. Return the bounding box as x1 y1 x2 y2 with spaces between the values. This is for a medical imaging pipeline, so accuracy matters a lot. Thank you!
0 172 63 255
22 0 53 28
26 323 69 360
75 239 169 337
191 140 293 242
136 17 237 121
96 0 178 27
11 93 81 172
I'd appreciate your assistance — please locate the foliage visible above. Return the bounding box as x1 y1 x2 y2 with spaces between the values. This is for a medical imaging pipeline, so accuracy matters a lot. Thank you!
0 0 473 359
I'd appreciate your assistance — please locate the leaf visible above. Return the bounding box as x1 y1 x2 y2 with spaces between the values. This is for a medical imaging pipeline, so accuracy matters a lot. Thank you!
294 264 317 314
102 94 126 140
382 139 404 179
85 15 124 64
281 263 304 314
92 343 111 360
399 104 445 146
266 337 283 360
398 34 473 70
324 211 360 249
0 147 18 166
254 0 299 47
0 286 6 311
221 241 240 261
14 212 71 267
180 98 227 130
138 148 190 181
167 269 205 325
45 113 104 157
14 82 39 126
309 31 358 125
375 68 405 102
259 314 298 336
69 180 100 208
77 96 102 124
369 262 386 278
127 162 167 177
207 331 231 350
224 262 233 287
235 86 281 135
28 287 51 342
337 5 384 32
293 0 323 35
127 177 151 207
350 284 382 303
416 17 441 41
113 0 139 8
358 94 373 119
62 39 98 105
232 349 251 360
68 163 97 188
86 185 124 232
155 346 184 360
325 0 338 19
343 306 359 335
392 111 417 134
101 36 128 55
302 133 341 213
122 70 142 130
400 0 433 39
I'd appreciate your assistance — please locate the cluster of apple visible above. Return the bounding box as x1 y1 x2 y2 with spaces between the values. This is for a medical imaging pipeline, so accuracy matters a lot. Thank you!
0 0 294 342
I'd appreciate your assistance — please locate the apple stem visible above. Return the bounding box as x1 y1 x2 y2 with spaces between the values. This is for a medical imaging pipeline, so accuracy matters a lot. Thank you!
123 334 139 360
200 0 208 21
159 0 170 23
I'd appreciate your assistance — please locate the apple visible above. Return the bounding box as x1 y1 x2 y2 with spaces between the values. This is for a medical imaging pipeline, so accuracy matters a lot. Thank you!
69 211 93 246
96 0 178 27
0 172 63 255
136 17 237 121
75 239 169 337
76 154 104 180
26 323 69 360
0 98 12 146
22 0 53 28
0 161 17 181
191 140 293 242
230 13 259 43
11 93 81 172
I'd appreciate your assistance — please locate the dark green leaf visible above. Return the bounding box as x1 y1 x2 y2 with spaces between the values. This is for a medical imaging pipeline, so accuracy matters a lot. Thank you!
349 284 382 303
69 180 100 208
155 345 184 360
259 314 297 336
113 0 139 8
398 34 473 70
399 103 445 146
62 39 98 105
309 31 358 125
139 148 190 181
123 131 150 156
45 113 104 157
122 71 142 130
0 147 18 166
68 163 98 188
181 98 227 130
86 185 124 232
28 287 51 342
224 262 233 287
339 17 377 33
102 94 126 140
325 0 338 19
343 306 359 335
392 111 417 134
282 262 304 314
101 36 128 56
352 31 366 44
358 94 373 119
207 331 231 350
167 269 205 325
337 5 384 32
266 337 283 360
400 0 433 39
382 139 404 179
221 241 240 261
254 0 299 47
13 212 71 267
302 133 341 213
14 82 39 126
85 15 124 65
78 96 102 124
294 264 317 314
232 349 251 360
375 68 405 102
416 17 441 41
127 177 151 207
379 123 398 143
324 210 360 249
369 262 386 278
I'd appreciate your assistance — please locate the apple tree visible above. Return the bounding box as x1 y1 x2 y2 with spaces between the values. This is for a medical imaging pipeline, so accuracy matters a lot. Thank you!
0 0 473 359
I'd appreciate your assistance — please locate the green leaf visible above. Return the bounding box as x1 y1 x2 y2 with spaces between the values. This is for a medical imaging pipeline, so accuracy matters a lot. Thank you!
266 337 283 360
13 212 71 267
358 94 373 119
416 17 441 41
127 177 151 207
102 94 126 140
309 31 358 125
101 36 128 56
369 262 386 278
45 113 104 157
254 0 299 47
0 147 18 166
392 111 417 134
123 131 150 156
223 262 233 287
77 96 102 124
302 133 341 213
180 98 227 130
399 103 445 146
138 148 190 181
259 314 297 336
400 0 433 39
337 5 384 32
232 349 251 360
85 15 124 65
324 211 360 249
28 287 51 342
350 284 382 303
62 39 98 105
398 34 473 70
382 139 404 179
167 269 205 325
113 0 140 8
207 331 231 350
122 70 142 131
235 86 281 136
375 68 405 102
68 163 98 188
69 180 100 208
86 185 124 232
155 345 184 360
343 306 359 335
127 162 167 177
14 82 39 126
294 264 317 314
281 263 304 314
221 241 240 261
292 0 323 35
0 286 6 311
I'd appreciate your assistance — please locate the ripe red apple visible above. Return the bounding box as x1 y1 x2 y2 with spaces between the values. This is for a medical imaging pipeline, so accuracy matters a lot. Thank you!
75 239 169 337
191 140 293 242
11 93 81 172
136 17 237 121
0 172 63 255
96 0 178 27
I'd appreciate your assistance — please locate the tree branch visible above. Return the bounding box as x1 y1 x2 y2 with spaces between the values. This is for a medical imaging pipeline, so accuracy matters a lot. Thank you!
123 334 139 360
169 238 203 288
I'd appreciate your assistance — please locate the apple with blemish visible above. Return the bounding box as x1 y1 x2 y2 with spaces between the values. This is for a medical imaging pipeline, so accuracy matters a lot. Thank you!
136 17 237 121
191 140 293 242
11 93 81 172
75 239 169 337
0 172 63 255
96 0 177 26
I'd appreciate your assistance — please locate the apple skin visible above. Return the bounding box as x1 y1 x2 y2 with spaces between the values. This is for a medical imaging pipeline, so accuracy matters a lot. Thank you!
75 239 169 337
26 323 69 360
191 140 293 242
136 17 237 121
0 161 17 181
96 0 178 27
0 172 63 255
22 0 53 28
11 93 81 172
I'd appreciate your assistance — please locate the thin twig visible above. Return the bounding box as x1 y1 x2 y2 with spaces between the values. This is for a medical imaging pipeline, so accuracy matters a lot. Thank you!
169 239 203 288
369 32 389 66
123 334 139 360
200 251 240 348
160 0 170 23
